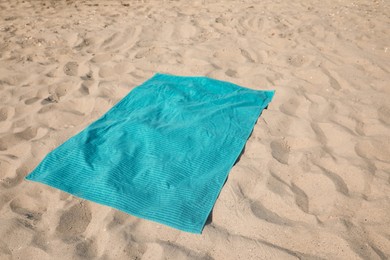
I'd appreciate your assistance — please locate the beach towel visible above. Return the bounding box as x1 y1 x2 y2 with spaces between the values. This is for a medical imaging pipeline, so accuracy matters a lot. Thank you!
26 73 274 233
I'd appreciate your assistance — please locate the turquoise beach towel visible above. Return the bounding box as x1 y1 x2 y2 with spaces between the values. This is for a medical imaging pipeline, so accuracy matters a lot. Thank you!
26 73 274 233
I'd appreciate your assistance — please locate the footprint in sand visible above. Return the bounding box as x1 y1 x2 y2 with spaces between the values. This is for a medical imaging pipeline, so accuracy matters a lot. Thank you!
134 48 151 59
80 70 93 81
9 195 44 222
378 105 390 125
76 238 97 259
101 30 136 51
270 139 290 165
63 61 79 76
3 218 35 252
244 15 265 32
2 166 28 189
0 107 11 121
54 82 72 98
24 97 40 105
79 83 91 95
107 211 129 230
240 48 255 63
101 32 120 48
31 232 49 251
225 69 237 77
43 93 59 104
90 53 112 63
56 202 92 238
15 126 38 140
287 54 307 67
98 66 115 78
280 98 300 116
74 38 94 51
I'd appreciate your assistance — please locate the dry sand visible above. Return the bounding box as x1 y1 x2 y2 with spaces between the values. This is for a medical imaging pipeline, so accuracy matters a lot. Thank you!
1 0 389 259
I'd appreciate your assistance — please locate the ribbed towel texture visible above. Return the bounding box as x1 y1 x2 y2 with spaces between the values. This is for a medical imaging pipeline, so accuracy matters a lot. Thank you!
26 73 274 233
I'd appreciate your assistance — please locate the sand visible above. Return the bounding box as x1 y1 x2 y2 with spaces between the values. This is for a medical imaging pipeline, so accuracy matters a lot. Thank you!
0 0 389 259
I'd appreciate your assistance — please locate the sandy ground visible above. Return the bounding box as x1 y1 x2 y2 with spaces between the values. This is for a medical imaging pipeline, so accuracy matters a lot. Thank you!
0 0 389 259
